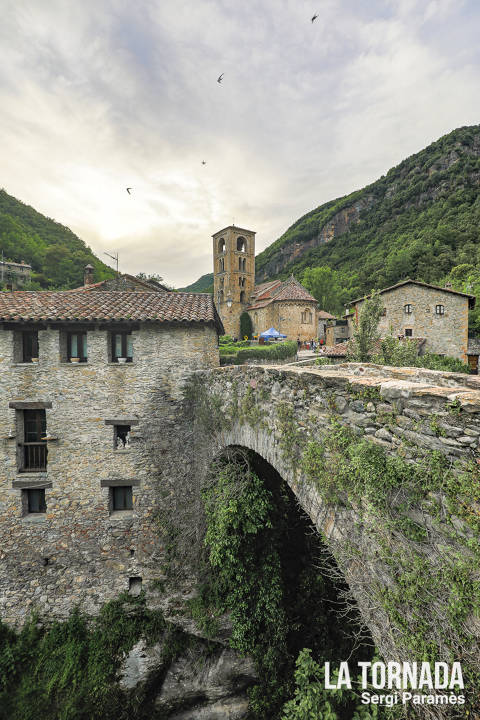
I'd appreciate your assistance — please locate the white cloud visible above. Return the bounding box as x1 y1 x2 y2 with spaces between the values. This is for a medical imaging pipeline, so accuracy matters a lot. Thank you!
0 0 479 286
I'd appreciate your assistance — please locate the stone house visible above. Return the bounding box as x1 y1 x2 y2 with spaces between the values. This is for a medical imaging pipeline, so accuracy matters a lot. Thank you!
318 310 337 344
345 280 475 362
74 265 169 292
0 290 222 625
247 276 319 343
325 318 349 346
0 260 32 288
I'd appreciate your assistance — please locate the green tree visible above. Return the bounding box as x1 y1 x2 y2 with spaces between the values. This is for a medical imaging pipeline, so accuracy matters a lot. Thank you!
301 267 343 314
240 312 253 339
347 291 383 362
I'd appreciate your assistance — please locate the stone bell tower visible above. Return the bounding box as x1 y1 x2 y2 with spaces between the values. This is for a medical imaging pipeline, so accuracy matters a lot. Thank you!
212 225 256 337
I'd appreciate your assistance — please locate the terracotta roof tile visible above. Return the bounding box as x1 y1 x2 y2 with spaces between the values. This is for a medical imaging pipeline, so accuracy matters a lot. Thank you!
0 291 223 331
269 276 317 303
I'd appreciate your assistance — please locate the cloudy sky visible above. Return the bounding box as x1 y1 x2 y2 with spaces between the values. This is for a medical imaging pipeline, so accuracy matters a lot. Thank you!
2 0 479 287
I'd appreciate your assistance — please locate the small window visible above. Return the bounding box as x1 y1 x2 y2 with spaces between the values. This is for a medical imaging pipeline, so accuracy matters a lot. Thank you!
219 257 224 272
404 304 413 314
67 332 87 362
25 488 46 513
112 486 132 511
22 331 39 363
405 328 413 337
111 332 133 362
301 309 313 324
114 424 131 449
435 304 445 315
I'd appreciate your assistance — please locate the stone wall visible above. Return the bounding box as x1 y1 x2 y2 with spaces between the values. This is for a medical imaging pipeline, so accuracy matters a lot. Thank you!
0 322 218 625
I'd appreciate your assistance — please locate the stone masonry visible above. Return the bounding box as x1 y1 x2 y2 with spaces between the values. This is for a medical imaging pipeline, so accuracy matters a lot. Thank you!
0 321 218 626
346 280 473 361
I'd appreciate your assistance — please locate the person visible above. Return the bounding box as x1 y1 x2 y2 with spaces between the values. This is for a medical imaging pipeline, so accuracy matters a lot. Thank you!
297 338 301 350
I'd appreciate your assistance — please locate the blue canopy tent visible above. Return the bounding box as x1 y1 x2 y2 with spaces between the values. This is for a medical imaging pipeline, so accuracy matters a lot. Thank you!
260 327 287 340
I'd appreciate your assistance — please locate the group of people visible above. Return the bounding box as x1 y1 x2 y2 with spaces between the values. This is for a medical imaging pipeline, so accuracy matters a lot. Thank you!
297 338 319 352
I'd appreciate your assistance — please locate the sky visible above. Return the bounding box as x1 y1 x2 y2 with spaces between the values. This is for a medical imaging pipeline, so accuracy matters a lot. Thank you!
1 0 480 287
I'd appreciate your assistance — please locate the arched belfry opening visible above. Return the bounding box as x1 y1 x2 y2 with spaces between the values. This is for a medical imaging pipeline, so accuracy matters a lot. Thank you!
197 445 375 715
218 238 226 254
236 236 247 252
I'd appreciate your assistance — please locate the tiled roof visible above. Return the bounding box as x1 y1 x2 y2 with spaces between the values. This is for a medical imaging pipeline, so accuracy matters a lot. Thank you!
247 276 317 310
72 274 169 292
270 276 317 303
0 291 223 331
318 310 337 320
346 279 476 309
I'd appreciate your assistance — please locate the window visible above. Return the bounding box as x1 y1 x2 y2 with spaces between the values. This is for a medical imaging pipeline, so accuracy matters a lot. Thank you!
112 486 132 511
217 289 224 304
404 304 413 314
301 309 313 324
67 332 87 362
22 331 39 363
435 304 445 315
239 277 246 287
114 424 131 449
24 488 46 513
237 236 246 252
219 257 224 272
242 258 246 271
21 410 47 471
111 332 133 362
218 238 225 254
239 291 246 304
405 328 413 337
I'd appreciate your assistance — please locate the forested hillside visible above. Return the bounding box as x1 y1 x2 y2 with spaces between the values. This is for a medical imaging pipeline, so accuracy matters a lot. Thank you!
0 189 115 288
254 125 480 307
178 272 213 293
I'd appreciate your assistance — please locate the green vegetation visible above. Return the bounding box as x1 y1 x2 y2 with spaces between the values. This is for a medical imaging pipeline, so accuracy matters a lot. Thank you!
347 291 383 362
219 340 297 364
240 311 253 339
253 125 480 317
301 266 344 315
198 454 380 719
178 272 214 293
0 594 181 720
376 336 470 373
0 189 116 289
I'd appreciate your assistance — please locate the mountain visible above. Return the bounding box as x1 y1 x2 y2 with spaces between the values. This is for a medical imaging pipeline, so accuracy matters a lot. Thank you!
254 125 480 302
0 189 115 289
179 272 214 293
185 125 480 313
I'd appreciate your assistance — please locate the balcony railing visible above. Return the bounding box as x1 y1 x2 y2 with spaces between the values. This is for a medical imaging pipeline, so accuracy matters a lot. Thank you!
22 442 47 471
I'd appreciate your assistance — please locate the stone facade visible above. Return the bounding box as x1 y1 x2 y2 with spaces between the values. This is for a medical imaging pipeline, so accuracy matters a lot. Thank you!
250 300 317 342
0 260 31 288
0 321 219 625
213 226 256 337
346 281 474 361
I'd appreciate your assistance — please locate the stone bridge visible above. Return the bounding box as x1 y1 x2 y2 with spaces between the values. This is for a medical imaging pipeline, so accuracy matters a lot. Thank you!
189 361 480 686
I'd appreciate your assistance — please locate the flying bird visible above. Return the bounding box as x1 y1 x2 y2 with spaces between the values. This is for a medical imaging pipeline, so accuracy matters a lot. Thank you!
311 13 318 22
201 161 207 165
217 73 224 83
126 187 133 194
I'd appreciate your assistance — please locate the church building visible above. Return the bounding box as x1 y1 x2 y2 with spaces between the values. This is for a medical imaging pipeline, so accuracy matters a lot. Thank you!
212 225 318 341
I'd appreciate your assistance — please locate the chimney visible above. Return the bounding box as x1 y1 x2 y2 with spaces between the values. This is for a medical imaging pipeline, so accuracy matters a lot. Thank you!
84 264 94 286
